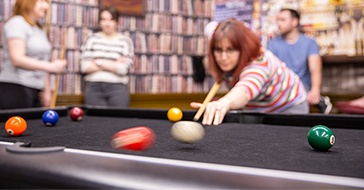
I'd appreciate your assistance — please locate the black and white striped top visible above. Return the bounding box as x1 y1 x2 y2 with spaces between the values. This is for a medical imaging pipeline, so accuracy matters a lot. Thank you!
80 32 134 84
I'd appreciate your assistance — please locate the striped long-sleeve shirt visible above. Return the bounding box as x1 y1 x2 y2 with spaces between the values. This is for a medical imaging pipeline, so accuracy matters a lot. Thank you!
235 50 307 112
80 32 134 84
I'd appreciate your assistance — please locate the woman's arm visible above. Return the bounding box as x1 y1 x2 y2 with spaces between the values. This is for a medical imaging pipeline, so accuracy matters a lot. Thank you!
8 38 66 73
190 85 250 126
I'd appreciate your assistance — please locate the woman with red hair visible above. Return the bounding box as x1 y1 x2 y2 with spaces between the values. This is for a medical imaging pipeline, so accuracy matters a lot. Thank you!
191 18 308 125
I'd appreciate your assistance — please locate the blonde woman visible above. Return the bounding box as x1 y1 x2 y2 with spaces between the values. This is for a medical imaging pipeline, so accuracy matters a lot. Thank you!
0 0 67 109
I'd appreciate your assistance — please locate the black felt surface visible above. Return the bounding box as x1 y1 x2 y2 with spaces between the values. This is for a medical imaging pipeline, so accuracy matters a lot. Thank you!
0 114 363 179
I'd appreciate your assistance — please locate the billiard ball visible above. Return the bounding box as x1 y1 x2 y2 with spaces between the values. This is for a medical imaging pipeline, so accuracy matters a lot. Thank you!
4 116 27 136
167 107 183 122
171 121 205 144
307 125 335 151
111 126 155 151
42 110 59 126
69 107 84 121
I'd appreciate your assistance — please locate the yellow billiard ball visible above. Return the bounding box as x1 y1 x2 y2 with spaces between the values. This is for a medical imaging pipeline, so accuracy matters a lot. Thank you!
167 107 183 122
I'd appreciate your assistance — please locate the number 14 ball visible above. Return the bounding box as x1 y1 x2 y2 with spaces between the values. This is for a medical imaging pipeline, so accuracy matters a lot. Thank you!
307 125 335 151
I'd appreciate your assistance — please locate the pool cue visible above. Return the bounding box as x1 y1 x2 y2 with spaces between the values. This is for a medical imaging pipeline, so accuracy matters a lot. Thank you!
50 31 67 108
45 0 52 36
46 0 59 109
193 82 221 121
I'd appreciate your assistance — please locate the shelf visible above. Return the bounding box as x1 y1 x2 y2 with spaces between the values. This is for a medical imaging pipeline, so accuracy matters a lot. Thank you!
52 0 98 5
322 55 364 65
134 51 206 56
300 6 336 12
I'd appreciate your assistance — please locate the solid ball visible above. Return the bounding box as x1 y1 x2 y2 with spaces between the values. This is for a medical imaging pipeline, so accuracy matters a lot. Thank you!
5 116 27 136
111 126 155 151
69 107 84 121
42 110 59 126
167 107 183 122
171 121 205 144
307 125 335 151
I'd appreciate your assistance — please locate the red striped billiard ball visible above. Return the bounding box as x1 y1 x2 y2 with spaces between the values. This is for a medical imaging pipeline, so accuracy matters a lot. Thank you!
111 126 155 151
69 107 84 121
5 116 27 136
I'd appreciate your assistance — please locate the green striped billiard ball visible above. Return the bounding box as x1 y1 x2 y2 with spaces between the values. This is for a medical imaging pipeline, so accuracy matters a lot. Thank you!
307 125 335 151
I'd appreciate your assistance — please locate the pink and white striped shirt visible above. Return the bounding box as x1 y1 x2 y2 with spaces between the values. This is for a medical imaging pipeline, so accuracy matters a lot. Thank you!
235 50 307 112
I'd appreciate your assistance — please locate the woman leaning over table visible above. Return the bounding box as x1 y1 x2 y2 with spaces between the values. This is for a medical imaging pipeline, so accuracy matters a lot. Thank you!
191 18 308 125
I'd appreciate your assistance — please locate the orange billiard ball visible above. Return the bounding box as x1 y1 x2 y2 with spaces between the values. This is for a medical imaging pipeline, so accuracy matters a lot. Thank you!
167 107 183 122
5 116 27 136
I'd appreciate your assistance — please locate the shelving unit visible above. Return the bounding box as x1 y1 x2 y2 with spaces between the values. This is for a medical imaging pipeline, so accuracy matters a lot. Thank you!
119 0 214 94
299 1 364 56
0 0 15 70
297 1 364 94
48 0 99 94
54 0 215 94
0 0 214 95
2 0 362 108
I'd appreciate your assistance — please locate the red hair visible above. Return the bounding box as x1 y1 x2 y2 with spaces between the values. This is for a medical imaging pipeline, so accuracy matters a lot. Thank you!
208 18 262 86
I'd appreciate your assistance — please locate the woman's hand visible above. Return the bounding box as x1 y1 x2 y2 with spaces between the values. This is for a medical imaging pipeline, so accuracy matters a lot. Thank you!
190 98 232 126
49 59 67 73
40 90 52 107
307 88 320 105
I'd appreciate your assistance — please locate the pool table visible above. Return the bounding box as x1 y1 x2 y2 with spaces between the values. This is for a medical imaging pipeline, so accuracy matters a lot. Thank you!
0 106 363 189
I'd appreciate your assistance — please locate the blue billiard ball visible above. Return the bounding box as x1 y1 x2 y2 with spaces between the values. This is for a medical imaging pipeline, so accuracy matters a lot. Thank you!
42 110 59 126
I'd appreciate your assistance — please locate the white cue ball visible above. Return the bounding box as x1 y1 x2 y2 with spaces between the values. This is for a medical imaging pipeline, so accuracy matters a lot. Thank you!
171 121 205 144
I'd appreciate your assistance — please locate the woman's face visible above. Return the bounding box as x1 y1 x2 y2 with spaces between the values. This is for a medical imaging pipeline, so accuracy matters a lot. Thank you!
100 10 118 35
213 37 240 72
31 0 49 21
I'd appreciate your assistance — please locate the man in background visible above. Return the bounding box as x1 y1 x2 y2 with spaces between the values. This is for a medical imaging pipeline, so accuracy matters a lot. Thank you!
267 8 332 114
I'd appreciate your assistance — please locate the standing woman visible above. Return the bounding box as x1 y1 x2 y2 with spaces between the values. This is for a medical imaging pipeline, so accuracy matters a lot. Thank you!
191 18 308 125
0 0 67 109
80 6 134 107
